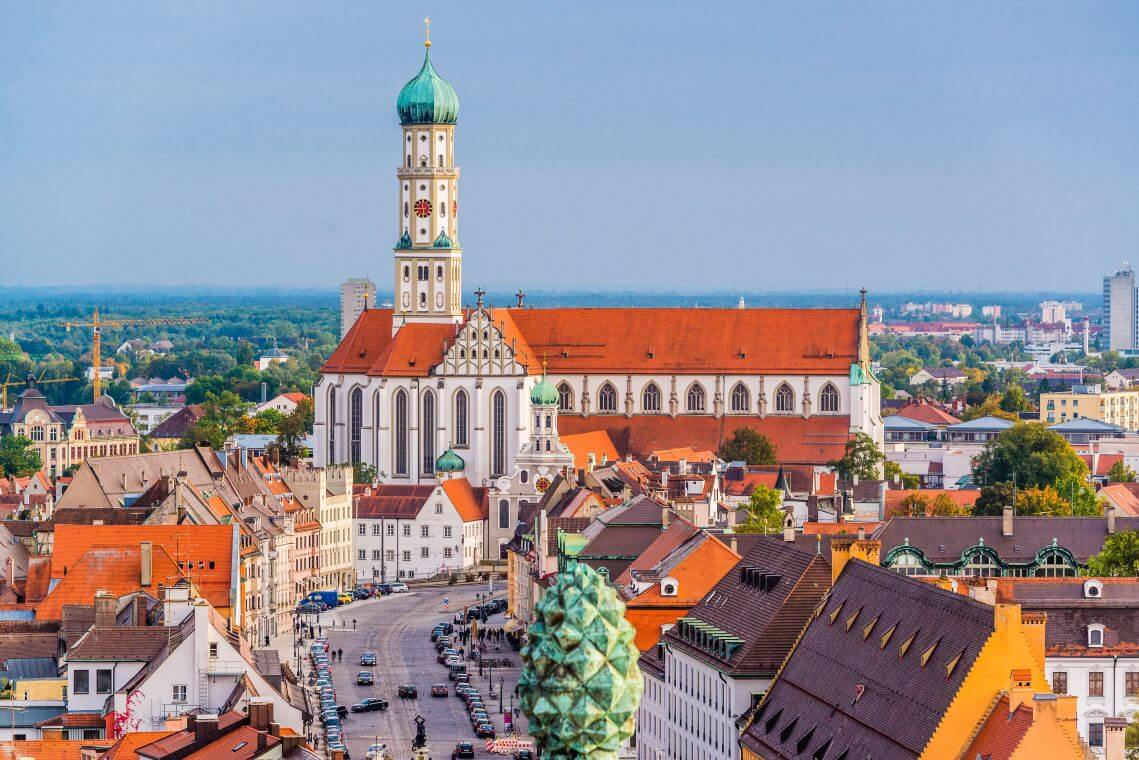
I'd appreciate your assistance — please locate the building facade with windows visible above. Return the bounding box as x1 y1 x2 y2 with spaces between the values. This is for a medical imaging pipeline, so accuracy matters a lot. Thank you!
1104 265 1138 352
314 33 884 559
353 476 487 581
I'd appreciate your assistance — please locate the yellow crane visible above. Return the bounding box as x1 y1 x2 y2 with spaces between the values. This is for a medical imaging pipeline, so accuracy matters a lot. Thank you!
0 373 81 410
59 310 208 401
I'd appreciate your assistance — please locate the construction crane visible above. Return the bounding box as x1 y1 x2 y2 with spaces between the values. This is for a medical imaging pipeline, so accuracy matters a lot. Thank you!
59 309 208 401
0 372 81 410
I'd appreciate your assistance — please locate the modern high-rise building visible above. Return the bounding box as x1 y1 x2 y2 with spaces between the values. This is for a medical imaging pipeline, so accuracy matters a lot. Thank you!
340 277 376 338
1103 265 1138 351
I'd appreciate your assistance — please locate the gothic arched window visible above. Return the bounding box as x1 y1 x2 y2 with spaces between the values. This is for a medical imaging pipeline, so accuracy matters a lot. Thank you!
327 389 337 461
454 389 469 447
598 383 617 413
686 383 706 413
819 383 840 413
393 389 408 476
557 382 574 412
775 383 795 413
730 383 750 413
422 390 436 475
642 383 662 413
491 390 507 477
373 390 382 461
349 387 363 465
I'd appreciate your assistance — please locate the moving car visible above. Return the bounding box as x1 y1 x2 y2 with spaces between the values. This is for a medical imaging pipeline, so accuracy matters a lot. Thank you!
453 742 476 759
351 698 389 713
360 651 377 666
431 683 448 697
356 671 374 685
397 684 418 698
438 649 459 664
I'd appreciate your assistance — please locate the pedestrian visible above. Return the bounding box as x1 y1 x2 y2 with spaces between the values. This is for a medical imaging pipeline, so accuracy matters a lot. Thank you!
337 647 343 662
353 618 357 630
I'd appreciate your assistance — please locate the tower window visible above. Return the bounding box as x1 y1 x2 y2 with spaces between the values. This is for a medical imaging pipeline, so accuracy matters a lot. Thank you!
420 134 427 142
420 184 426 191
437 154 443 167
407 135 411 142
404 202 408 218
436 265 443 281
418 265 429 279
403 265 410 282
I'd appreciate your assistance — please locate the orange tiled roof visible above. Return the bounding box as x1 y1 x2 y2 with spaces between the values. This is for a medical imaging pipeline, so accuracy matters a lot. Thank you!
802 522 882 535
559 414 851 464
52 524 232 609
722 471 778 497
883 489 981 517
1081 453 1124 477
896 402 962 426
440 478 488 523
323 307 861 377
560 430 619 470
1098 482 1139 515
962 695 1033 760
0 741 111 760
281 392 310 404
102 731 177 760
648 446 717 463
36 543 185 621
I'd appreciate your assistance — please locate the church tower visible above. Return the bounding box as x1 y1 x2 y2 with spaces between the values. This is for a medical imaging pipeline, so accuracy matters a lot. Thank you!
393 19 463 327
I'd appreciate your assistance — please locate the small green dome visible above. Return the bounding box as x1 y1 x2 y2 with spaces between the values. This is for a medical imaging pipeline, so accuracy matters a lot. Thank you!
435 446 465 472
395 230 413 249
397 50 459 126
433 229 453 248
531 375 559 406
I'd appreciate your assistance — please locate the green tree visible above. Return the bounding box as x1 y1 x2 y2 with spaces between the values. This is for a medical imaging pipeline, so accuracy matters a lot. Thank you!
974 482 1016 516
998 384 1030 414
237 339 255 367
929 492 967 516
181 391 248 449
959 394 1020 422
249 408 285 435
717 428 778 465
898 492 931 516
733 484 785 534
353 462 378 485
884 460 919 489
829 432 884 480
972 423 1089 490
1015 486 1072 516
275 397 315 463
0 436 42 477
1108 460 1137 483
1086 530 1139 577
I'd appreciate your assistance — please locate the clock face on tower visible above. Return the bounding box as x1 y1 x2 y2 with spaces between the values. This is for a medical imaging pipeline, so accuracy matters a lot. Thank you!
414 199 432 218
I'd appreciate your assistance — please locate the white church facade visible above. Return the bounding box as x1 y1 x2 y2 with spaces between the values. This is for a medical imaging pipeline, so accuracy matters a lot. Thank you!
314 32 884 559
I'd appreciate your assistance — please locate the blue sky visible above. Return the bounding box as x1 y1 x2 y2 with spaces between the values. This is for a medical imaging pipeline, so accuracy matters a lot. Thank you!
1 2 1136 292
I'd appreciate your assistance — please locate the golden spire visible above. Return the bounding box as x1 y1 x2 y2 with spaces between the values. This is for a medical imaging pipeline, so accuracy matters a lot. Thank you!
542 353 548 376
424 16 431 48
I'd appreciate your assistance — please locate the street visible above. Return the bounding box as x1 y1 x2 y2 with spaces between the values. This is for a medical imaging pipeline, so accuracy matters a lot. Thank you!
299 584 531 759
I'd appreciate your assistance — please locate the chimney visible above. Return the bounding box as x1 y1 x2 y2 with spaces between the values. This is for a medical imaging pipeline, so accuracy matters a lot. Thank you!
1104 716 1128 760
194 713 219 743
730 536 738 554
1008 669 1034 711
249 697 273 731
5 558 13 590
852 474 859 487
256 730 268 751
1002 506 1014 537
678 458 687 475
94 591 116 628
135 596 148 627
661 507 670 530
1107 504 1117 535
140 541 153 587
857 526 865 540
268 721 280 739
586 453 596 473
782 511 795 543
830 538 882 585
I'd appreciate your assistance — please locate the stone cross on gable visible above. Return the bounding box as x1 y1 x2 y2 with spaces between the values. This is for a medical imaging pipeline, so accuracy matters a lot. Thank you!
474 288 486 309
516 289 526 307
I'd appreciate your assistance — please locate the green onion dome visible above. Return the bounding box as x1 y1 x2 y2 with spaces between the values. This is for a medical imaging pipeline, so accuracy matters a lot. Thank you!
530 374 559 406
397 48 459 126
435 446 465 473
395 230 413 249
433 229 453 248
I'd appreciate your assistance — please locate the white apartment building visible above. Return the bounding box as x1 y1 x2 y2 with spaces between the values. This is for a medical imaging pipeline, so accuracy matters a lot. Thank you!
282 464 354 590
353 477 488 582
1104 266 1138 351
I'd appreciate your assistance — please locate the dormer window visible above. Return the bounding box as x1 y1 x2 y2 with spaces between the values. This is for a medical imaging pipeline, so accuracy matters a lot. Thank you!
1084 579 1104 599
1088 624 1105 648
661 578 678 597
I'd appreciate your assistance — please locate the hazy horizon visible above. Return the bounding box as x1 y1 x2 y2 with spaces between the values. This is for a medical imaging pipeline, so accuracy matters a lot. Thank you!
2 2 1136 290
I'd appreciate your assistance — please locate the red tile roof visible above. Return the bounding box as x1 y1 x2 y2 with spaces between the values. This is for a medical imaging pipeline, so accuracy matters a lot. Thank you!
1080 453 1124 476
558 414 851 464
1098 482 1139 515
135 711 248 757
560 430 619 469
355 485 434 519
366 322 457 377
36 544 184 621
896 402 962 426
36 712 109 728
440 478 489 523
280 393 309 404
0 741 109 760
962 695 1033 760
647 446 717 463
102 731 177 760
184 726 279 760
68 626 173 661
321 309 395 374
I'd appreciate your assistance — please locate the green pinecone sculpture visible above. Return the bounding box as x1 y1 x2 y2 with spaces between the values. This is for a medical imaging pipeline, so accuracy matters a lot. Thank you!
518 560 643 760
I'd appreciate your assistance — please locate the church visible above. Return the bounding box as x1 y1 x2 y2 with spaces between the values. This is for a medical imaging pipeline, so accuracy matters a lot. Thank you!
315 30 884 559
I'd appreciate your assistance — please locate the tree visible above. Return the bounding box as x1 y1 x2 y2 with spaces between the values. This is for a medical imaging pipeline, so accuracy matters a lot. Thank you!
717 428 777 465
1086 530 1139 577
181 391 248 449
929 492 967 516
884 460 919 489
237 339 255 367
249 408 285 435
974 482 1016 516
1108 460 1137 483
733 484 785 534
0 436 42 477
829 432 884 481
276 397 314 463
972 423 1089 491
998 384 1030 414
898 492 931 516
1015 487 1071 516
353 462 378 485
959 394 1020 422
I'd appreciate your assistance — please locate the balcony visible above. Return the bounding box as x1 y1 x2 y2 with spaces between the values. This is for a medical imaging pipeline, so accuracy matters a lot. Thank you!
203 660 247 676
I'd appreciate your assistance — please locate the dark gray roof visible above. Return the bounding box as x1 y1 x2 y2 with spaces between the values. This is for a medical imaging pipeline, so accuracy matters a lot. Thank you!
742 559 996 760
0 705 65 728
873 516 1139 565
3 657 58 680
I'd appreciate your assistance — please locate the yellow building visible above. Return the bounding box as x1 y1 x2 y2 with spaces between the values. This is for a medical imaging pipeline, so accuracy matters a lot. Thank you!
1040 383 1139 430
740 539 1089 760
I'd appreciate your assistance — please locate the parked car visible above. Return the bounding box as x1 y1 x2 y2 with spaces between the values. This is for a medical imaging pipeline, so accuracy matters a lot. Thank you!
338 593 354 605
475 723 496 739
351 698 389 713
296 602 323 614
454 742 476 759
376 583 393 595
431 683 448 697
438 649 459 664
357 671 374 685
360 651 377 666
389 582 409 593
398 684 418 698
438 622 454 635
513 751 535 760
366 744 390 760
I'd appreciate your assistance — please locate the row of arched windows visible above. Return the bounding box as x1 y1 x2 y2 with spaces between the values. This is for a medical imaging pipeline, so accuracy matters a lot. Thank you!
554 381 842 414
337 386 504 478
